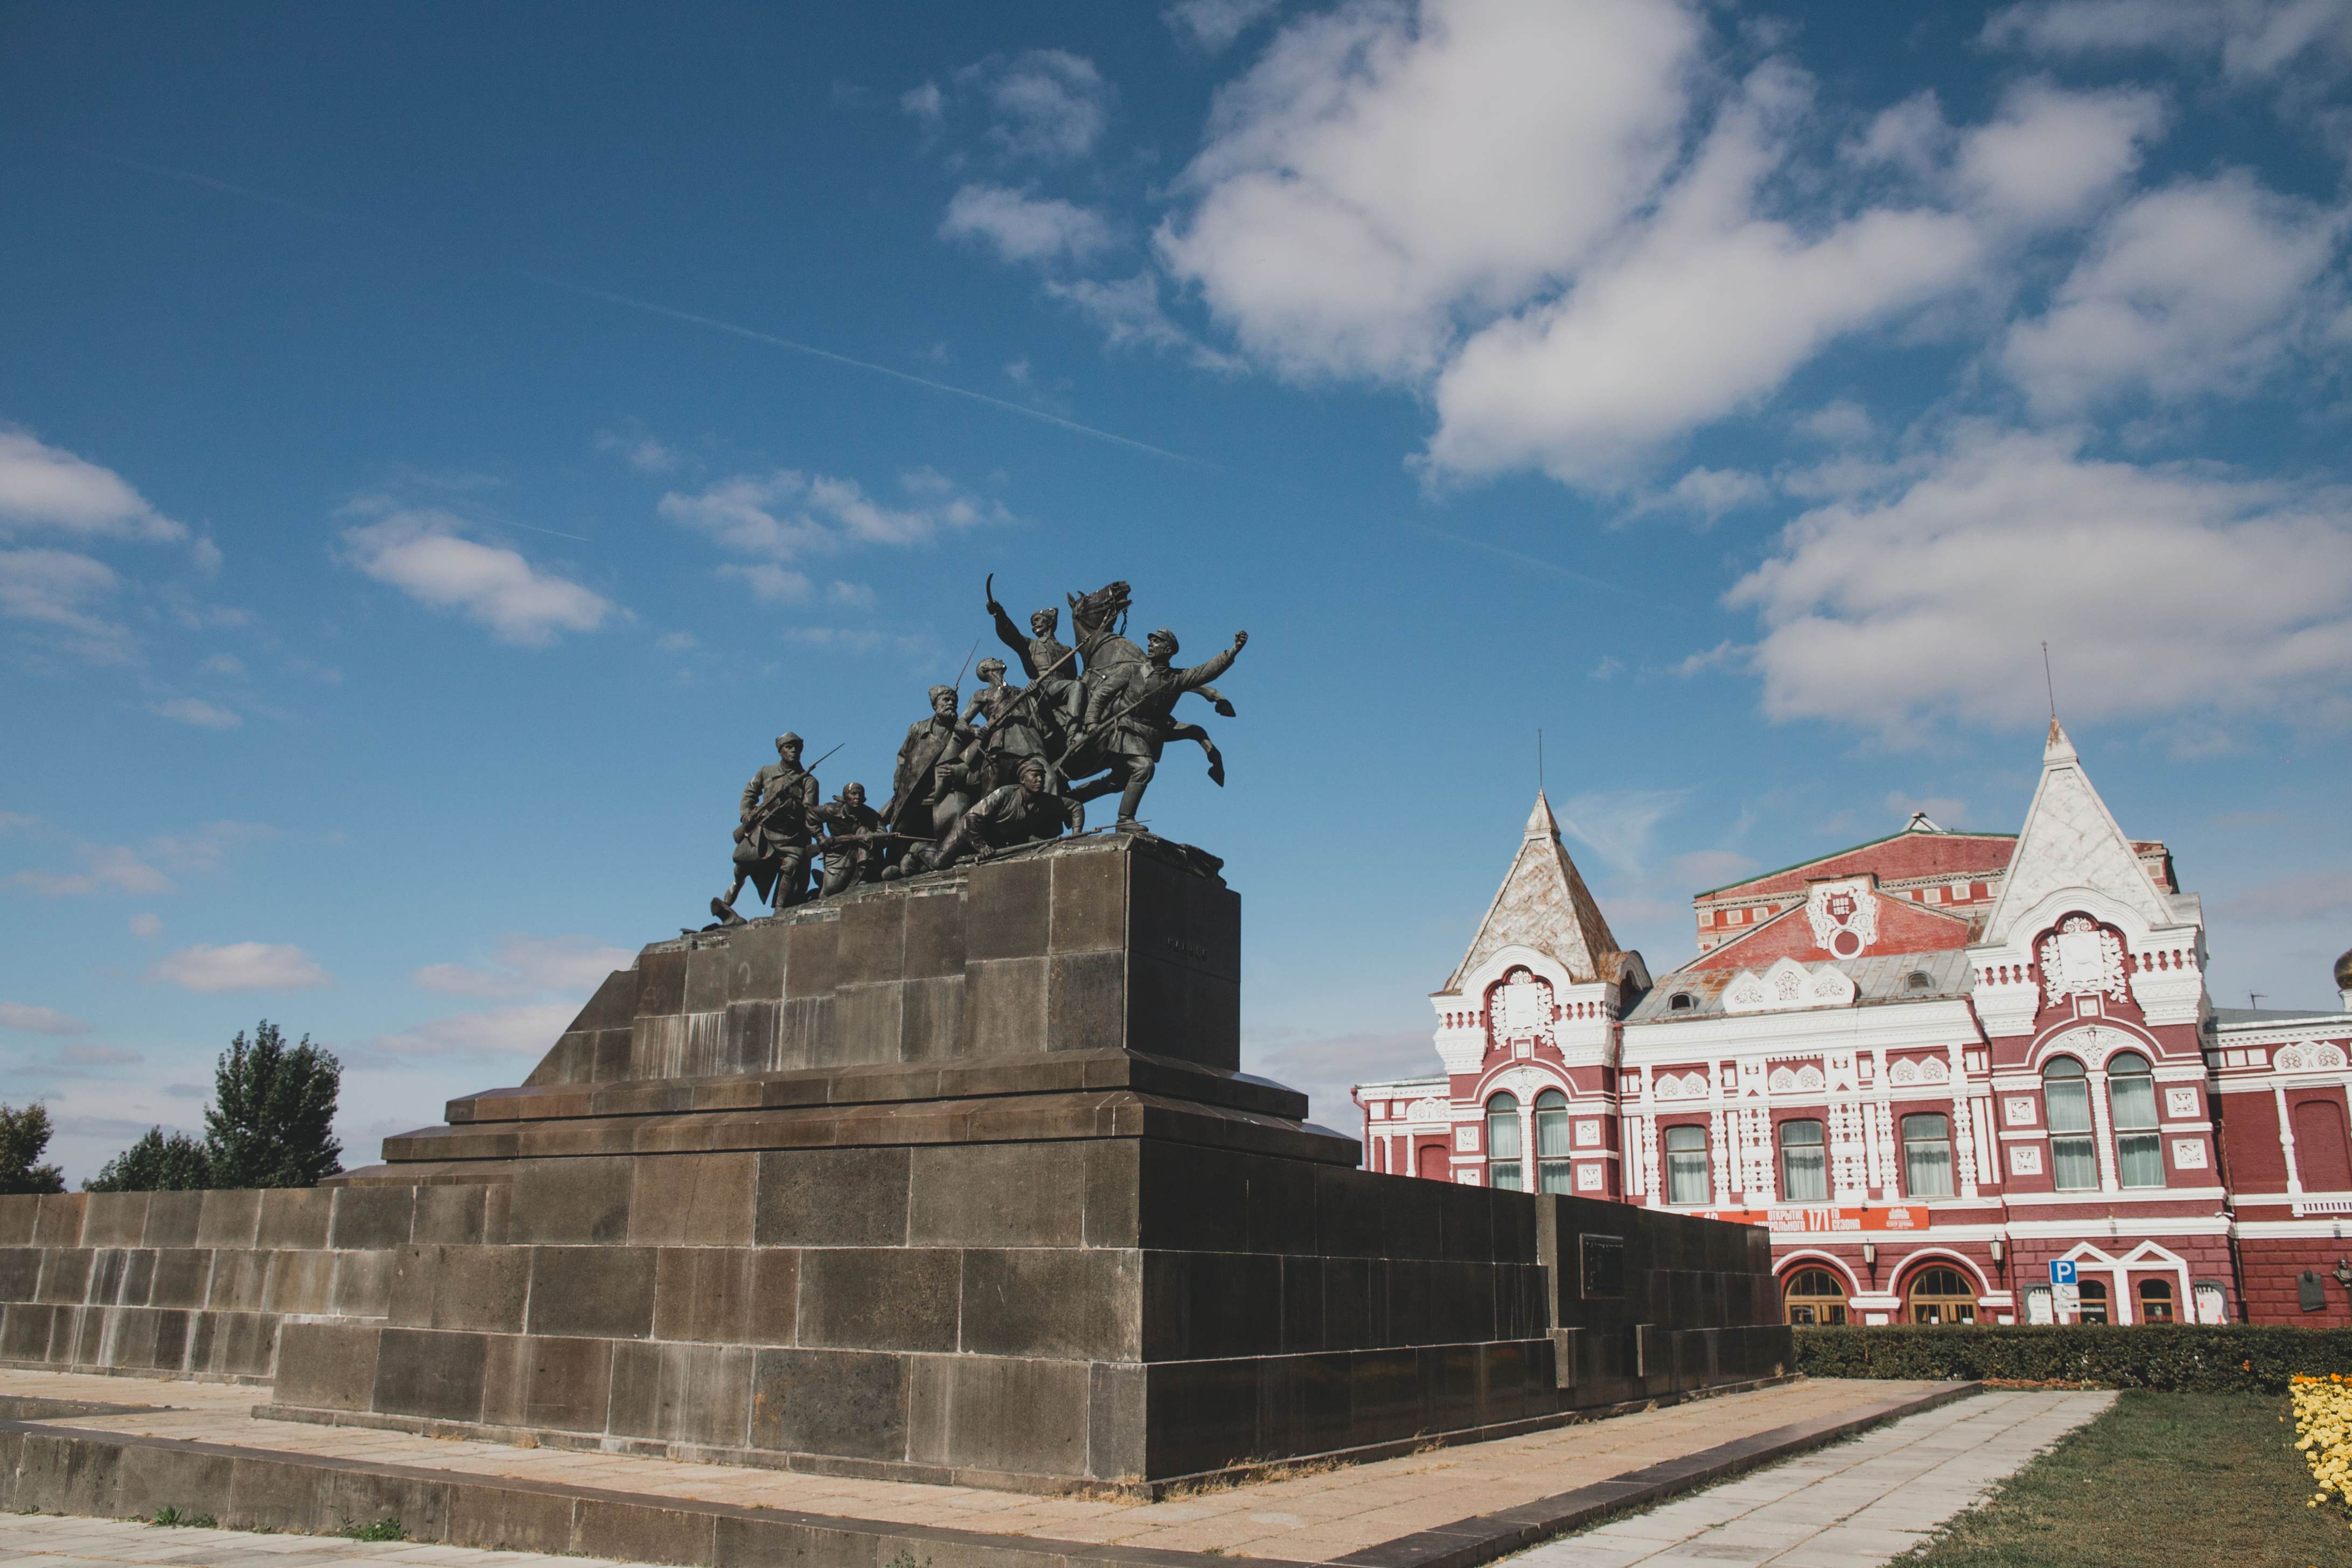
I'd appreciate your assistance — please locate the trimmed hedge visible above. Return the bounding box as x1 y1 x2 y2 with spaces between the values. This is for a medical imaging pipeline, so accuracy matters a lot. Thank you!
1795 1324 2352 1393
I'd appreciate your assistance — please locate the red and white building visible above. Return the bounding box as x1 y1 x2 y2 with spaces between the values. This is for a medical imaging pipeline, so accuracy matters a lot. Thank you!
1355 723 2352 1327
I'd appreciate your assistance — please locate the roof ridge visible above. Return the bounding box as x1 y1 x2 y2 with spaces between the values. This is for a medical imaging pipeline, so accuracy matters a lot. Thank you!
1692 828 2018 897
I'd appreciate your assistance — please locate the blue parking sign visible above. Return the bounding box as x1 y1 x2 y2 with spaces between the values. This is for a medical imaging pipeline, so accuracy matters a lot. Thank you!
2049 1259 2077 1286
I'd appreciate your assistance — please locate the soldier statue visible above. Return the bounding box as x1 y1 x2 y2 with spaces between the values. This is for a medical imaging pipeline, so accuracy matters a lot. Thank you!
882 684 976 870
985 577 1081 743
1069 627 1248 826
715 732 820 922
904 755 1068 874
810 781 885 897
962 657 1051 786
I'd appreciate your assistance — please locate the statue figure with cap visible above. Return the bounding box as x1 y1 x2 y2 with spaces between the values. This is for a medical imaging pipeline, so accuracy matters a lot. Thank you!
882 683 976 872
715 732 820 922
1067 624 1248 827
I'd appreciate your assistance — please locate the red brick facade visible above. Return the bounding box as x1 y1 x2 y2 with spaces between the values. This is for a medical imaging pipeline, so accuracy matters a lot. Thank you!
1357 725 2352 1327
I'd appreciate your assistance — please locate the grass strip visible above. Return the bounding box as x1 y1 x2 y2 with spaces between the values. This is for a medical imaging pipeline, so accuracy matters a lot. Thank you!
1901 1390 2347 1566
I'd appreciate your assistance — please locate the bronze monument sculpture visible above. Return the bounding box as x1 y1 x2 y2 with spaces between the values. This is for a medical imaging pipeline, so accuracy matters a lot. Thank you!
714 577 1251 916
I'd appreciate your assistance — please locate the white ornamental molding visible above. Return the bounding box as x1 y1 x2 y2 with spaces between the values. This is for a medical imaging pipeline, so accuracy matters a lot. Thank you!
1489 967 1557 1055
1723 957 1858 1015
2171 1138 2208 1170
1490 1065 1553 1099
1887 1056 1950 1087
2003 1096 2036 1126
2039 916 2129 1008
1405 1096 1451 1122
1806 877 1879 958
2273 1040 2350 1073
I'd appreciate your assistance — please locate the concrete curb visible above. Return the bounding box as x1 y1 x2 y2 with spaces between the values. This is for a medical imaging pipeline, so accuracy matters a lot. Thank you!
0 1381 1980 1568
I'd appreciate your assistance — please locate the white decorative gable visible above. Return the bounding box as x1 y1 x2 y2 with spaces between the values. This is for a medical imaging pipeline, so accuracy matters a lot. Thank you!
2274 1040 2350 1073
1984 721 2171 944
1805 877 1879 958
1721 956 1858 1014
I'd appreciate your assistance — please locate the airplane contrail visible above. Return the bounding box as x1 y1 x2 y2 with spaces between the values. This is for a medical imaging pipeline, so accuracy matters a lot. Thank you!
86 149 1209 467
534 278 1208 466
1402 521 1655 605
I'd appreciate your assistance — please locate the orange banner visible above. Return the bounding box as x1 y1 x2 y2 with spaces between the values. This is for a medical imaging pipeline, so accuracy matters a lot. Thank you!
1696 1204 1931 1232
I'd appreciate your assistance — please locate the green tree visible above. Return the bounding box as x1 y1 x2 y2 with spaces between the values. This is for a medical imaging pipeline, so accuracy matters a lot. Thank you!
0 1102 66 1195
83 1128 212 1193
202 1021 342 1188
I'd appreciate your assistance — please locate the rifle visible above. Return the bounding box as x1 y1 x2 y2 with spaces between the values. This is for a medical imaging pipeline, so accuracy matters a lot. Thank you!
956 645 1080 769
1051 678 1167 775
735 748 831 843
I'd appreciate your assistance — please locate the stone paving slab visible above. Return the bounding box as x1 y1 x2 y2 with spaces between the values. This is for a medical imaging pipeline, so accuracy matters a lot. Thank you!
0 1511 636 1568
1508 1389 2112 1568
0 1370 1968 1568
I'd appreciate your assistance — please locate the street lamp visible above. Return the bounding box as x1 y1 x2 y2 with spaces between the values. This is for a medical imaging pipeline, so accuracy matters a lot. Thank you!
1990 1234 2006 1277
1861 1239 1877 1286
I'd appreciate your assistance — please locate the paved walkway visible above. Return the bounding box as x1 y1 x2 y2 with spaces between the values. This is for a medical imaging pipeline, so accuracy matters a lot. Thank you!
1511 1389 2114 1568
0 1510 635 1568
0 1369 1948 1563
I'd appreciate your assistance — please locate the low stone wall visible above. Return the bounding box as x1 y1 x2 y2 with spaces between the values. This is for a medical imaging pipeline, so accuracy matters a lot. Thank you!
0 1186 497 1383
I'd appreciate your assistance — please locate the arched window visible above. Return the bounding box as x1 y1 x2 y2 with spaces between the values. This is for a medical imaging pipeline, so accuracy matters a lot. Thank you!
2044 1057 2097 1191
1534 1089 1572 1194
1779 1119 1827 1203
1905 970 1934 992
1906 1265 1978 1325
2076 1277 2110 1324
1486 1093 1522 1192
1901 1113 1953 1199
1669 992 1696 1012
1782 1266 1849 1325
2108 1052 2162 1188
2137 1277 2175 1324
2294 1099 2352 1192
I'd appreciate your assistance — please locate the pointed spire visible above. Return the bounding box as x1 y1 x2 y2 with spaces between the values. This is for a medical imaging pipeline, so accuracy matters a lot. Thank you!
1448 792 1623 988
1984 721 2167 943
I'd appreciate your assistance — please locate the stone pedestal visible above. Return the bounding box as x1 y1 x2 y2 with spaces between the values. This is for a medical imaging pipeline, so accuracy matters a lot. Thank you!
2 833 1791 1494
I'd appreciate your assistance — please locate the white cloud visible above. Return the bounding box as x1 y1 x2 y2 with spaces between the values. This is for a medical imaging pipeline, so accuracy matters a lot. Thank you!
964 50 1113 161
413 934 634 999
900 80 944 122
1427 67 1983 485
1951 80 2164 229
1671 849 1760 890
150 697 241 730
2002 170 2346 413
1165 0 1282 53
941 184 1117 265
12 818 268 898
1552 788 1693 879
1044 273 1242 369
594 428 681 473
129 913 163 939
655 630 698 653
149 941 332 993
0 547 131 660
660 469 1007 585
1986 1 2352 84
0 430 191 549
342 508 614 646
355 1001 576 1060
1632 467 1772 524
1728 426 2352 737
13 844 170 897
0 1003 93 1036
1795 400 1875 445
1158 0 1702 383
1247 1025 1433 1128
828 580 878 611
719 564 815 604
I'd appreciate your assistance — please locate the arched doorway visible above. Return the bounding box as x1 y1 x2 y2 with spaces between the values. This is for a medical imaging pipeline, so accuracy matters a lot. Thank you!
1905 1265 1978 1325
1782 1266 1849 1325
1416 1143 1448 1181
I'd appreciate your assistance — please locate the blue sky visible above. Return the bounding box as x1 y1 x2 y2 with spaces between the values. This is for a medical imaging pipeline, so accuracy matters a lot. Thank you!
5 0 2350 1180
